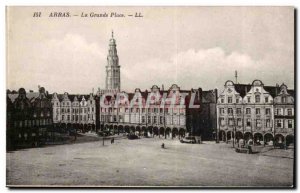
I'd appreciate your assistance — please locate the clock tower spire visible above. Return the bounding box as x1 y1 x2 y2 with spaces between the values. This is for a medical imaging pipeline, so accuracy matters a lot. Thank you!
105 30 121 91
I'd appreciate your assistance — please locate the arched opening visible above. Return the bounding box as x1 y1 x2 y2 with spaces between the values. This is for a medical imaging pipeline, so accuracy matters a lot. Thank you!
92 124 96 132
147 126 153 136
113 125 118 134
118 125 124 134
108 125 113 133
274 134 284 144
142 126 147 137
254 133 263 145
226 131 232 141
165 127 171 138
179 128 186 139
159 127 165 136
124 125 130 133
244 132 253 143
83 124 88 133
235 131 243 143
286 135 294 147
264 133 274 146
130 126 135 134
136 126 141 136
80 124 84 133
172 128 179 138
219 130 226 142
153 127 159 136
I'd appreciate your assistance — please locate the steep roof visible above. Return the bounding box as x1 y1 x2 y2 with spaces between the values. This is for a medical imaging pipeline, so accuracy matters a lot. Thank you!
8 92 40 103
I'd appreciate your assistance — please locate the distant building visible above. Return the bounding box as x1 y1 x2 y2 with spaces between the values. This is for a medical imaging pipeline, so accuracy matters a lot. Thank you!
101 31 121 95
7 87 52 149
217 80 294 146
273 83 294 145
99 84 217 139
51 92 96 132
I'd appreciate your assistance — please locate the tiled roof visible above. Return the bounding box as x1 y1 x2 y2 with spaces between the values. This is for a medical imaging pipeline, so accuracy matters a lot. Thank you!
8 92 40 103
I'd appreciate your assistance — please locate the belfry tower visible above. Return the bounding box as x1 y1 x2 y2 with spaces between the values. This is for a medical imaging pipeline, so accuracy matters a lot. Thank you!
105 31 121 91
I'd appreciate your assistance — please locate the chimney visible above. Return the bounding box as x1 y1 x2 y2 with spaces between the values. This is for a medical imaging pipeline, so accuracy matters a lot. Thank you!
214 88 218 103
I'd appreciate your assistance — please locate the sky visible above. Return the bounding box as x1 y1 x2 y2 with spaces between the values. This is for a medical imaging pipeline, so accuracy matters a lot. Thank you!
6 6 294 94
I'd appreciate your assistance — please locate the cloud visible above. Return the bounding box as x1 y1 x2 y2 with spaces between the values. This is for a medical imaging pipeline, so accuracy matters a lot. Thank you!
8 33 107 93
122 47 294 92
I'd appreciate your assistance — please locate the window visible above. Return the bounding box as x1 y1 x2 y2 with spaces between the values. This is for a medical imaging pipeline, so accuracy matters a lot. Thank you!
246 108 251 115
247 97 251 103
276 119 282 127
142 108 145 113
220 118 225 126
276 108 282 115
62 115 64 120
153 116 157 124
265 108 271 115
265 97 269 103
288 120 293 128
67 115 70 121
236 98 239 103
236 108 241 115
287 109 292 116
256 108 260 115
160 116 163 124
255 95 260 103
221 98 224 103
256 119 261 127
220 108 224 115
142 116 145 123
228 118 233 126
266 119 271 127
228 97 232 103
237 118 242 126
148 116 151 123
246 119 251 127
228 108 233 115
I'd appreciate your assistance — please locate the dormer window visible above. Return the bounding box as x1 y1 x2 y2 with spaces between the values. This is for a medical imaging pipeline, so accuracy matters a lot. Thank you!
265 97 269 103
255 95 260 103
228 97 232 103
282 97 287 103
247 97 251 103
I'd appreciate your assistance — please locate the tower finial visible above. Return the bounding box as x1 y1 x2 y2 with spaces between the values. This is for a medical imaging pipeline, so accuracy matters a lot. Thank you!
235 70 238 84
112 30 114 38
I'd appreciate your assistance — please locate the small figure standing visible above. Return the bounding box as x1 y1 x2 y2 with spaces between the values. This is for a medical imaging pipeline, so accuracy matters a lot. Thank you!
161 143 165 149
111 137 114 144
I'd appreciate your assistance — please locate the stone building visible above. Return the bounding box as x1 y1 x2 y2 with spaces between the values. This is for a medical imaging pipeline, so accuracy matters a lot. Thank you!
51 92 96 132
7 87 52 149
103 31 121 94
273 83 294 146
98 84 217 139
217 80 294 147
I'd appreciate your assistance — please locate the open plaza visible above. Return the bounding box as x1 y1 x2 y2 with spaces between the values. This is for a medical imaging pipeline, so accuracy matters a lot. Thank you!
6 135 294 187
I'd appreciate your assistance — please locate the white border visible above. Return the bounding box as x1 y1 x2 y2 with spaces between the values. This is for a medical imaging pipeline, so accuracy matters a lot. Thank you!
1 1 298 193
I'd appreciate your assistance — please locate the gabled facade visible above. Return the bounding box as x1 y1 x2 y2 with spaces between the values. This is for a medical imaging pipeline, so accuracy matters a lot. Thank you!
217 79 294 147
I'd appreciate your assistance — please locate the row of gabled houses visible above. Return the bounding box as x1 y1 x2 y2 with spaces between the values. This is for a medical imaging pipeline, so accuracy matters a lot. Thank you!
6 80 294 150
217 80 294 146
